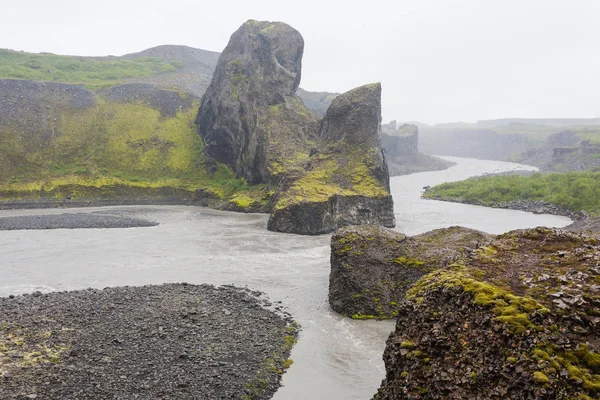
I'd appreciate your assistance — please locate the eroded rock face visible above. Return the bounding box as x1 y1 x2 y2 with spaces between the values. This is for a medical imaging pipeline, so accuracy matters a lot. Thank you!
196 20 317 185
267 83 395 234
328 225 490 318
374 227 600 400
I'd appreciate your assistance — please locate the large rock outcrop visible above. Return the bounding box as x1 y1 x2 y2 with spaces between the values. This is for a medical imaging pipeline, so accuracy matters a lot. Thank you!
381 123 454 176
328 225 490 318
374 227 600 399
196 20 318 185
267 83 396 234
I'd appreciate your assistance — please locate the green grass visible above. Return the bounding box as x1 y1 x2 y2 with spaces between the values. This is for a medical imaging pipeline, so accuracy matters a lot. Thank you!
0 49 180 88
424 172 600 214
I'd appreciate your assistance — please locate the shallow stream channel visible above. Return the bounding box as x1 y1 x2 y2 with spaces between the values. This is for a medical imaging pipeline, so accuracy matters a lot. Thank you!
0 157 572 399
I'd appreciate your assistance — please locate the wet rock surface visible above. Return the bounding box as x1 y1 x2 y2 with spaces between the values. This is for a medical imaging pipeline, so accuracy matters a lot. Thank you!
0 284 297 400
328 225 490 318
0 213 158 230
373 227 600 399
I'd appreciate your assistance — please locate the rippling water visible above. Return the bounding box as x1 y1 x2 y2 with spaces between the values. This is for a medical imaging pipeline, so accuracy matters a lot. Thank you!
0 157 572 399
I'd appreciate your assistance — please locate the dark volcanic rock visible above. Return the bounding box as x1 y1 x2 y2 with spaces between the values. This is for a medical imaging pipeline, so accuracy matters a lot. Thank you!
196 20 318 185
374 227 600 400
0 284 298 400
328 225 490 318
267 83 396 235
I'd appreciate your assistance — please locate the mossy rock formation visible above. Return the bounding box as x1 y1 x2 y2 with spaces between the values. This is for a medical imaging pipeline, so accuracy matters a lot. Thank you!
267 83 395 234
329 225 490 319
374 227 600 399
196 20 318 185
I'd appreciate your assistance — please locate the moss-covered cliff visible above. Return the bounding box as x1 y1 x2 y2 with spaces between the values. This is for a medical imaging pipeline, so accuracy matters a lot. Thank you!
374 227 600 399
0 79 264 209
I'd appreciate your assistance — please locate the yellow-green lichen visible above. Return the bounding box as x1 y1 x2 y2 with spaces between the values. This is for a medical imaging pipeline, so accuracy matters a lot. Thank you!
406 265 548 334
273 145 388 211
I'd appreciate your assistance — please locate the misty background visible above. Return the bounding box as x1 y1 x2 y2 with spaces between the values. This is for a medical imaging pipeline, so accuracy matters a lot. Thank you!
1 0 599 123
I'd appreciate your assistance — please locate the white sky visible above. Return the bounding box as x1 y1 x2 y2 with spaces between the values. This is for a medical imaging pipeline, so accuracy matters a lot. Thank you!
1 0 599 124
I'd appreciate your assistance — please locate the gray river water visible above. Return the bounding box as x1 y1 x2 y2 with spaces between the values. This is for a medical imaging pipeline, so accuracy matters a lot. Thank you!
0 157 572 399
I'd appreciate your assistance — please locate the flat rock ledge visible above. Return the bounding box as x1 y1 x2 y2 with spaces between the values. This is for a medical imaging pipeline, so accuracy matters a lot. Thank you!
0 284 298 400
0 213 158 230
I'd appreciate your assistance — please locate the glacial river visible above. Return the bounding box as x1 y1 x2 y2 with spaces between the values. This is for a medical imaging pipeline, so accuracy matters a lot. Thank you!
0 157 572 400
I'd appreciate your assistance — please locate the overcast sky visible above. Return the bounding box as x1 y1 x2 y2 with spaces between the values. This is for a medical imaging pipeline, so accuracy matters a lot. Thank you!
2 0 599 123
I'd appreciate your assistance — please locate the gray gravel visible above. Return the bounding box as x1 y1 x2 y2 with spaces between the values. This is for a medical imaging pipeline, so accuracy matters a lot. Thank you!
0 283 297 399
0 213 159 230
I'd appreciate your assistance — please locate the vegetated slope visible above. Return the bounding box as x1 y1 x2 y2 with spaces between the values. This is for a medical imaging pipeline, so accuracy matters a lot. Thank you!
0 79 251 208
0 48 183 87
423 172 600 215
0 46 334 114
374 227 600 399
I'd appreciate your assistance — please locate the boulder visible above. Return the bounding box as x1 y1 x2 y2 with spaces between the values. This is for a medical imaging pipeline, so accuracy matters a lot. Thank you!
196 20 318 185
374 227 600 399
267 83 395 234
328 225 490 318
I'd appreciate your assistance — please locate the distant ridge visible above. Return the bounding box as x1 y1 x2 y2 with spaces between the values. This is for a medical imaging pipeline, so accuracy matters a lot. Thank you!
477 118 600 127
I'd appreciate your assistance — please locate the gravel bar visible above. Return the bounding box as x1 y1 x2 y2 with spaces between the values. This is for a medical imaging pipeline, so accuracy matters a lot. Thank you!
0 284 298 399
0 213 159 230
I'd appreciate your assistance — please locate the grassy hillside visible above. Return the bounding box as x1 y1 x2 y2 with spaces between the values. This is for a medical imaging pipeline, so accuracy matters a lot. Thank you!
0 49 182 88
424 172 600 214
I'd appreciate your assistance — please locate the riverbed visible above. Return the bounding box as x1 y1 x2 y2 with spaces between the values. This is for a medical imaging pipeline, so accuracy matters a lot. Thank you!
0 157 572 400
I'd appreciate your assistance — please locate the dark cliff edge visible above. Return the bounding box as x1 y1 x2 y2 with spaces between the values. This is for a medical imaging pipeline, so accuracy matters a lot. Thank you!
369 227 600 399
381 123 454 176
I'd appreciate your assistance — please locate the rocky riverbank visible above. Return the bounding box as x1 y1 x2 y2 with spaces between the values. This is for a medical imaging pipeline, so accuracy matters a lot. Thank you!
0 284 298 399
